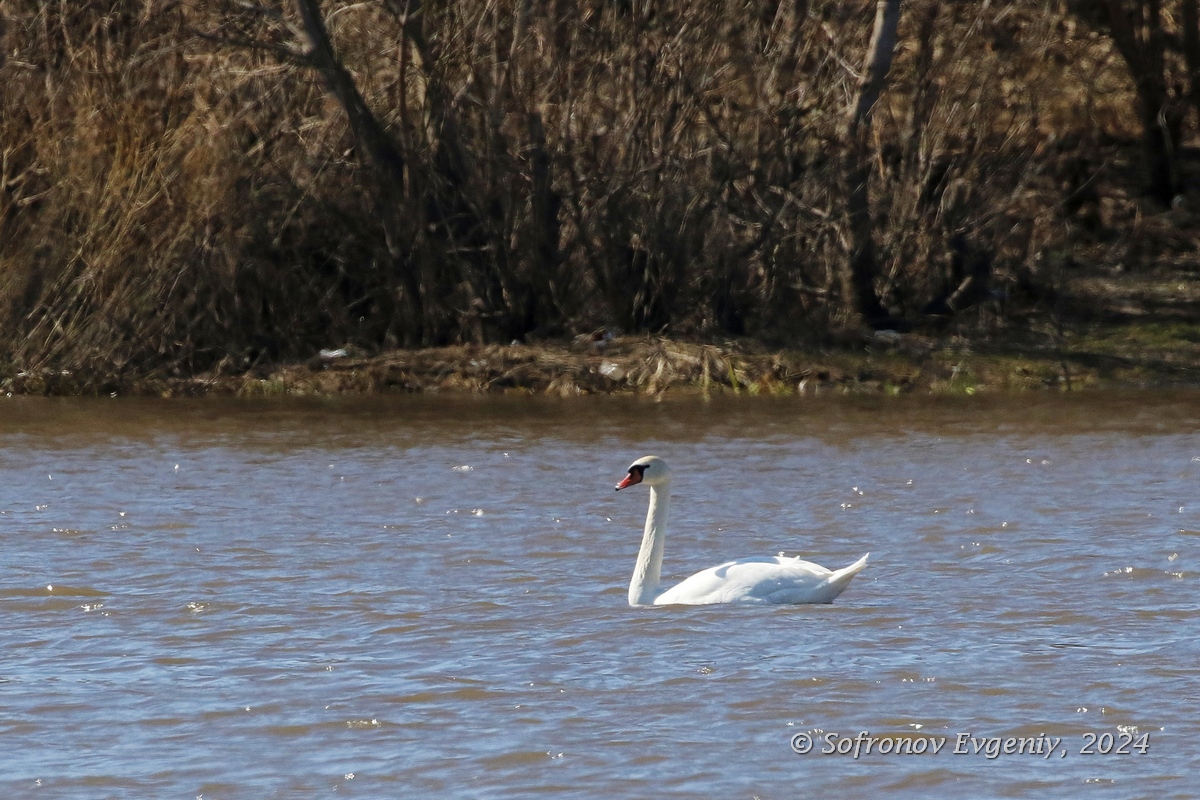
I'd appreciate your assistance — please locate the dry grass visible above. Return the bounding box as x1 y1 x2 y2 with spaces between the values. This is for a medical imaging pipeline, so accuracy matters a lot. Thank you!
1 331 1169 398
1 1 1199 391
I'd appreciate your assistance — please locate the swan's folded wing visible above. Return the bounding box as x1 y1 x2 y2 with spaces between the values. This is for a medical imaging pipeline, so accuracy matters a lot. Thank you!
653 556 851 606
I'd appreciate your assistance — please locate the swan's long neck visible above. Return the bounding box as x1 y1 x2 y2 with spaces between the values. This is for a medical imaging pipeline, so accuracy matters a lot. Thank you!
629 483 669 606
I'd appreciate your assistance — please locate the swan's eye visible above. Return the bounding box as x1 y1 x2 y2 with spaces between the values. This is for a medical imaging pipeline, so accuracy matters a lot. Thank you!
630 465 646 477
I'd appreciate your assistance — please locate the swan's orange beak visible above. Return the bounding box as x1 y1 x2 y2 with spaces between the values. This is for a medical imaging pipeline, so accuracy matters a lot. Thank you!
615 471 642 491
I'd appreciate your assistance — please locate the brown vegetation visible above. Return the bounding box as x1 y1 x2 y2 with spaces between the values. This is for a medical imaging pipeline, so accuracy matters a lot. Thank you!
4 1 1200 394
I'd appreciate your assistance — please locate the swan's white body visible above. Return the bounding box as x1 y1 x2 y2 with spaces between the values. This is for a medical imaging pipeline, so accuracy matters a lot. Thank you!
616 456 868 607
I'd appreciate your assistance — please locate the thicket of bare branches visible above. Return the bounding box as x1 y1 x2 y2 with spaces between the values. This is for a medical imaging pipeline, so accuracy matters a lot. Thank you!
0 0 1192 383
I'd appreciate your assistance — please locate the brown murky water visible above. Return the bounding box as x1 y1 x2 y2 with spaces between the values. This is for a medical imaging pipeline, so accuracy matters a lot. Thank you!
2 393 1198 798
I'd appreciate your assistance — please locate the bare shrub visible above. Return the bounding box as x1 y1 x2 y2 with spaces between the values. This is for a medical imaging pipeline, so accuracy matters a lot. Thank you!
0 0 1181 385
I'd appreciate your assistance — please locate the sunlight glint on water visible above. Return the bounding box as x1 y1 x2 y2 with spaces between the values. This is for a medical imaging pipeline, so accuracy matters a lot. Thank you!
0 394 1197 799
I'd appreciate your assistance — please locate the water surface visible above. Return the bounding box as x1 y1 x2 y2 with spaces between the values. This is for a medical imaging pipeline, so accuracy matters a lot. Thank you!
1 393 1198 798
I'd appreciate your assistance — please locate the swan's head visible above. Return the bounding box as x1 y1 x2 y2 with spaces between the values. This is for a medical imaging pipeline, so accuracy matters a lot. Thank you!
615 455 671 490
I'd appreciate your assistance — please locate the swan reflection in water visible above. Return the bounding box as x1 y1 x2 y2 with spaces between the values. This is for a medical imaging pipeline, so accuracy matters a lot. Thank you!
616 456 868 606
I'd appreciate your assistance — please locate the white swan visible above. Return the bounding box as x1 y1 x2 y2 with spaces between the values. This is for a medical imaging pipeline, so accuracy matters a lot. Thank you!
615 455 869 606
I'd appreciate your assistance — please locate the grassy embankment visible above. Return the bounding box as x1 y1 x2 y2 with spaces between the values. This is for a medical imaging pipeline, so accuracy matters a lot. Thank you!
4 2 1200 396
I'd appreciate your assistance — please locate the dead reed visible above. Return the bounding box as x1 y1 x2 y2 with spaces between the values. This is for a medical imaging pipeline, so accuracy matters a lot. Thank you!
0 0 1192 389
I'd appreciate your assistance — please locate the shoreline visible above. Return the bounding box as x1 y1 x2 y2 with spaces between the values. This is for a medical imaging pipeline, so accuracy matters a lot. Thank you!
5 330 1199 398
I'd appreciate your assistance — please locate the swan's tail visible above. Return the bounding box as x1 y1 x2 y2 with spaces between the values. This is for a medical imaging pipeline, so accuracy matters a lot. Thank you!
820 552 869 602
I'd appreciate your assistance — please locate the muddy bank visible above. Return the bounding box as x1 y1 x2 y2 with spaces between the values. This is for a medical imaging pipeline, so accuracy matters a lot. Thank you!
5 325 1199 398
